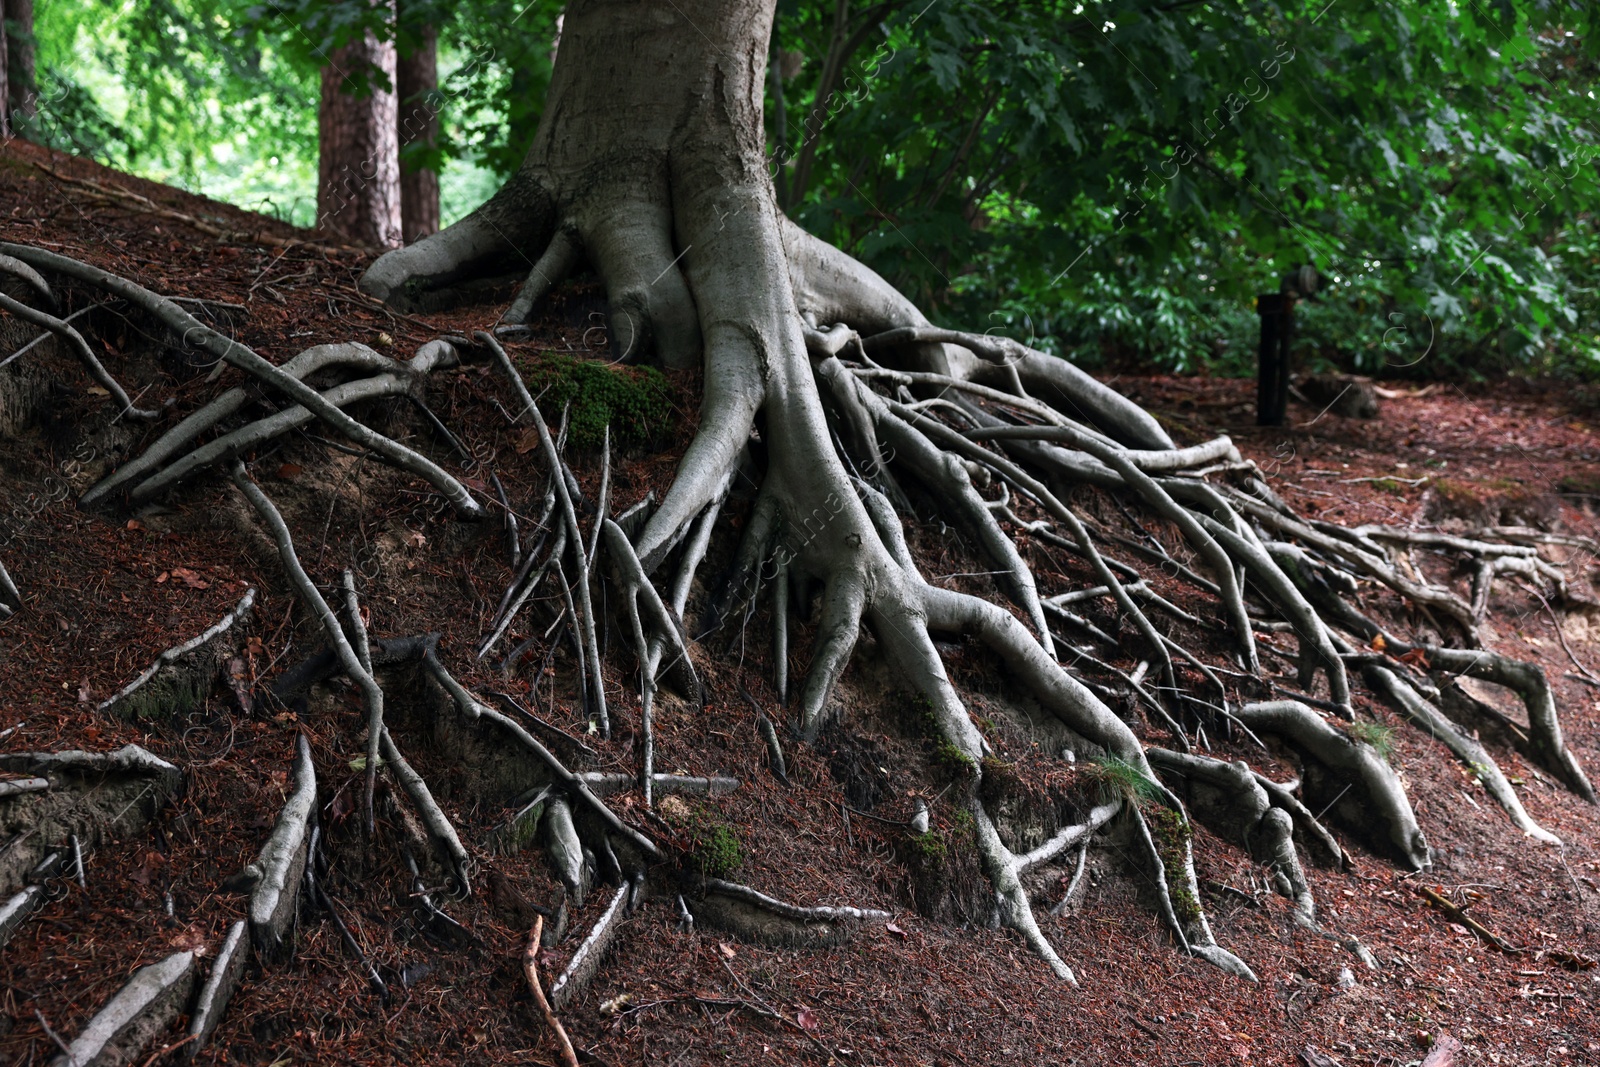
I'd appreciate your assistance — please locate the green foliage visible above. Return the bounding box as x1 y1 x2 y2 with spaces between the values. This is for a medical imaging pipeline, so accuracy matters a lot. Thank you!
690 820 744 879
520 353 675 448
1348 719 1396 761
28 0 1600 375
932 740 977 779
1083 754 1161 804
25 0 317 217
772 0 1600 377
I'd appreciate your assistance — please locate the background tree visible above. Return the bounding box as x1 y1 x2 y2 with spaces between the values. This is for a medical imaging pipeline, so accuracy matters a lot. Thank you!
396 0 440 242
4 0 34 135
316 5 401 247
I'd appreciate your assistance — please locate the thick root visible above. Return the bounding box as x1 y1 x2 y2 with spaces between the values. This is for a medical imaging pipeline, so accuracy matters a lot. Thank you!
1236 701 1429 869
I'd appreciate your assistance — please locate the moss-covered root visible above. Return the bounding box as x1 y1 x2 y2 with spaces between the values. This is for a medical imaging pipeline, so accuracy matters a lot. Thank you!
1130 803 1258 982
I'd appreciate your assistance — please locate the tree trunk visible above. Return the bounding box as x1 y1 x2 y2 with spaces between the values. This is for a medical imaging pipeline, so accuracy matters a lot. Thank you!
0 1 10 141
317 28 402 248
396 19 440 244
351 0 1579 990
4 0 34 135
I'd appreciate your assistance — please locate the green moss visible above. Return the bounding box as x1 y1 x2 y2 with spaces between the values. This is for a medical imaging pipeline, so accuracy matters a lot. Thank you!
519 352 674 447
933 741 977 779
1371 477 1407 495
907 831 947 860
111 670 209 722
1348 719 1396 761
689 820 744 878
487 799 547 856
1147 804 1201 924
1168 882 1202 924
977 757 1019 806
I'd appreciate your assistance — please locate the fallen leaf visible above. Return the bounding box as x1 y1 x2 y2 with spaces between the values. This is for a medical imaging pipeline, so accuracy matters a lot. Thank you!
1398 648 1430 669
796 1007 819 1031
277 462 302 480
126 519 143 531
718 942 736 959
1369 633 1387 652
169 567 210 589
85 385 110 396
155 571 169 584
513 427 541 454
885 921 906 938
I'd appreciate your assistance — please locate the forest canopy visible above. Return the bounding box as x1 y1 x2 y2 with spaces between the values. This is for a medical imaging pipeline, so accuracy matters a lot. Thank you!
21 0 1600 376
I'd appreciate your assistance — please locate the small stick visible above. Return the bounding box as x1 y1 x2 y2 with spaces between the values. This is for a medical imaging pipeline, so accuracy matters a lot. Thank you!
33 1009 76 1065
70 833 86 889
137 1033 199 1067
1415 884 1522 954
524 915 580 1067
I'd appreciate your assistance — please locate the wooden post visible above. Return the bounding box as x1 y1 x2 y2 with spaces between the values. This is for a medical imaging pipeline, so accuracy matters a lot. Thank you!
1256 291 1291 427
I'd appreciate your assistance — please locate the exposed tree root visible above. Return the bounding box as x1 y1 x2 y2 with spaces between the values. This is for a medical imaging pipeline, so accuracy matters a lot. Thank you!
97 587 255 717
10 36 1598 1012
1235 701 1430 868
2 243 484 518
548 883 632 1011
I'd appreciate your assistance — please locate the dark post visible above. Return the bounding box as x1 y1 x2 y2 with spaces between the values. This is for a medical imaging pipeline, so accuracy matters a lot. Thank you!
1256 292 1291 427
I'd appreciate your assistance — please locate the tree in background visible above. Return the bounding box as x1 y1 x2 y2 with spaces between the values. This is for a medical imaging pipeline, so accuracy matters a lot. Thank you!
396 10 440 242
4 0 34 135
316 6 401 247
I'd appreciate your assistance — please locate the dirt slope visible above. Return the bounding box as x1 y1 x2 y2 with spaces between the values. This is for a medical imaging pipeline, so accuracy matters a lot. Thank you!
0 137 1597 1066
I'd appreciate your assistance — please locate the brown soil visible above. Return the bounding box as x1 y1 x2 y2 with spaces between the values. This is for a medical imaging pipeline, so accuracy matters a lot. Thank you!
1 136 1597 1067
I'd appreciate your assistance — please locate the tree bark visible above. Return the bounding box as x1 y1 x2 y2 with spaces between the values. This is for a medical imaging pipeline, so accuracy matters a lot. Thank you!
4 0 33 135
0 0 11 142
396 19 440 243
317 25 402 249
352 0 1582 988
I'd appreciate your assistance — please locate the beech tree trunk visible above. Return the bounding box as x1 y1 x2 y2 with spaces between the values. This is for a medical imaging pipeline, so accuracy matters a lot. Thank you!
317 28 402 248
350 0 1587 989
396 20 440 244
4 0 33 133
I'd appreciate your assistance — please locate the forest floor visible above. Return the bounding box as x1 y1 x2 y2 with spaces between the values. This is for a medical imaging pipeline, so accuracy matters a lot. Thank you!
0 135 1598 1067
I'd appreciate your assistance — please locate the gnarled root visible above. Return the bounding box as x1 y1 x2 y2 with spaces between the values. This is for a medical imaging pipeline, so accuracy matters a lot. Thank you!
1235 701 1430 869
692 878 889 948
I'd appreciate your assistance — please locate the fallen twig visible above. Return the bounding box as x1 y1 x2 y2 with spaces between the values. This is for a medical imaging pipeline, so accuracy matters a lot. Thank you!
1415 884 1521 954
524 915 580 1067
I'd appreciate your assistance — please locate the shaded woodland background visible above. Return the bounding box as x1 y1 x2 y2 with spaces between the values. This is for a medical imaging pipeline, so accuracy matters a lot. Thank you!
8 0 1600 377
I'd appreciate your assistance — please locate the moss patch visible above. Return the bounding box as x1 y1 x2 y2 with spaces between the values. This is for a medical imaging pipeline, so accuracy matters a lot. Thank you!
1147 804 1201 925
518 352 674 447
